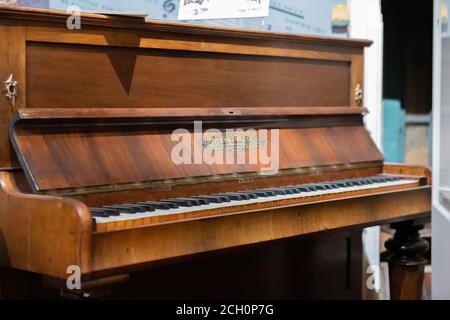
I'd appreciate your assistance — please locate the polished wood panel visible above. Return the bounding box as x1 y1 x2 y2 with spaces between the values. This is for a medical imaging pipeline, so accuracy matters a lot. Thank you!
15 107 369 119
1 230 363 300
12 121 383 192
384 163 432 184
106 230 363 300
0 5 370 169
0 172 92 279
0 23 24 169
26 43 350 109
389 264 426 300
27 27 356 62
71 165 383 207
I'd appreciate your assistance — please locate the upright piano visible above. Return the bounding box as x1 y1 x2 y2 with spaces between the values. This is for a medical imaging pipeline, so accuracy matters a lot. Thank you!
0 6 431 299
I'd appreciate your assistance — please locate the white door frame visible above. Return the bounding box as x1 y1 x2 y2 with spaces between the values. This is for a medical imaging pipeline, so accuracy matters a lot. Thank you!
349 0 384 299
432 0 450 300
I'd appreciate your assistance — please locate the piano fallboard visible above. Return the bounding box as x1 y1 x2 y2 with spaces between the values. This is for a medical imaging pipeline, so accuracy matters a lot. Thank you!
10 108 383 194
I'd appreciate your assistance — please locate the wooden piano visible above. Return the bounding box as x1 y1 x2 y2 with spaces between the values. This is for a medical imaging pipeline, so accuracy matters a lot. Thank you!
0 6 431 299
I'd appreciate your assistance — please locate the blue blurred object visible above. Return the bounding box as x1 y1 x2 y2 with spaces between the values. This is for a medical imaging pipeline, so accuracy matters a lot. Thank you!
383 99 405 163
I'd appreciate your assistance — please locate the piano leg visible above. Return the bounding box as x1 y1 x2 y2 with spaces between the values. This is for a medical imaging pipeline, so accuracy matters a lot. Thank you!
42 274 130 299
384 219 430 300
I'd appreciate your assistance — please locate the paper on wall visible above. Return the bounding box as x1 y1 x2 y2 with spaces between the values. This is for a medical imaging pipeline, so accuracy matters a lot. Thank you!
177 0 269 20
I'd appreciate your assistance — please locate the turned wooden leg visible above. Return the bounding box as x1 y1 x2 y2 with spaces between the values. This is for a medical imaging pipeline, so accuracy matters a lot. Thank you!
384 220 430 300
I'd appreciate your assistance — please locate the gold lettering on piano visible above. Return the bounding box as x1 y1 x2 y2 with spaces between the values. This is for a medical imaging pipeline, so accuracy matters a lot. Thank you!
201 135 266 153
171 121 279 175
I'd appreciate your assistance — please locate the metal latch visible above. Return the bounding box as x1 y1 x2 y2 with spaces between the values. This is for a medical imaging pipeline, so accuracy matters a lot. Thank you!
4 74 18 107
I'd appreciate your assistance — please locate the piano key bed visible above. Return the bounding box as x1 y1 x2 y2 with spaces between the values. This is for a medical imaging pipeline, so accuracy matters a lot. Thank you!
91 175 419 232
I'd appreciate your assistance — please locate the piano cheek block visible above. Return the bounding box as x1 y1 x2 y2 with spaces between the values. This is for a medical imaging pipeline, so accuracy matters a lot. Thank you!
0 172 93 279
0 6 431 299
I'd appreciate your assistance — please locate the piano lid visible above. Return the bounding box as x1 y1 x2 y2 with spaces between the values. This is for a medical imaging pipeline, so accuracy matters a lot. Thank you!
10 108 383 194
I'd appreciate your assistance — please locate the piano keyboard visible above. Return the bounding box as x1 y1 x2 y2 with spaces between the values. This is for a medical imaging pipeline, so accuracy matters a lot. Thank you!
91 176 418 228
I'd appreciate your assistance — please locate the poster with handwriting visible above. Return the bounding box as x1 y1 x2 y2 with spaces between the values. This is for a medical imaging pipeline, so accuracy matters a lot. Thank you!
177 0 269 20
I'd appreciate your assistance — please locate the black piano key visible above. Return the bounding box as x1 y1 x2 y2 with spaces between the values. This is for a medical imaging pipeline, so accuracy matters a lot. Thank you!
103 205 135 213
170 197 209 206
260 188 288 195
335 182 348 187
193 198 210 205
191 195 231 203
213 193 249 201
104 208 122 215
232 193 256 200
279 187 299 194
137 201 178 209
91 207 121 216
104 205 146 214
124 204 153 212
90 210 109 218
303 185 318 191
349 180 363 186
382 176 399 182
315 182 340 189
261 186 301 194
122 203 155 211
294 186 311 192
161 199 195 207
237 191 261 198
252 190 278 197
89 208 115 217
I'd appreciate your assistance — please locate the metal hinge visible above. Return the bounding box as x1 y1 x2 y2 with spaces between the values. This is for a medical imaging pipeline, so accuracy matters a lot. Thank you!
355 83 363 106
4 74 18 107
